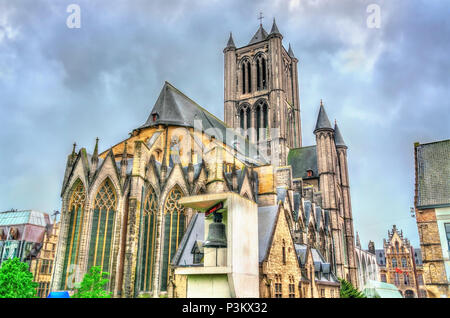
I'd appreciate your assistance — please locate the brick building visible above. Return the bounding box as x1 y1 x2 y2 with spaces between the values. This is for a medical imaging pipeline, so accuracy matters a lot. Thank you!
30 222 60 298
374 225 426 298
414 139 450 298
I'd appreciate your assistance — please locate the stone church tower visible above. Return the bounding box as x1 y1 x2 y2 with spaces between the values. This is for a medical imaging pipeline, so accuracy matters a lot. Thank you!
224 19 301 166
51 18 359 298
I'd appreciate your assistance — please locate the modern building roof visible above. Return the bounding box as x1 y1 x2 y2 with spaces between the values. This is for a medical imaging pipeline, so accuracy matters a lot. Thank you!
415 139 450 208
314 103 333 132
248 24 269 45
0 210 50 227
288 146 318 179
362 280 403 298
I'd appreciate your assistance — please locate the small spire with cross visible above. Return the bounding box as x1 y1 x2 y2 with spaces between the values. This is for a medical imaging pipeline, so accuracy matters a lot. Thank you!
258 12 264 26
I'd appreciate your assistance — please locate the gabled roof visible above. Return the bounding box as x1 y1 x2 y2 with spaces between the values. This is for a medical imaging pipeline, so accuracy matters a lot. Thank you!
314 103 333 133
258 205 279 263
171 213 205 267
248 24 269 45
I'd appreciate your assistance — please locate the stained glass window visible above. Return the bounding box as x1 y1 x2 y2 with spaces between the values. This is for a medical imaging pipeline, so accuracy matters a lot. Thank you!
61 180 85 289
160 186 185 291
87 179 116 274
140 186 158 291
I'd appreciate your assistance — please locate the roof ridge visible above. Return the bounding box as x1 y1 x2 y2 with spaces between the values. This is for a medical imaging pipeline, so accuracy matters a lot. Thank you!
164 81 232 129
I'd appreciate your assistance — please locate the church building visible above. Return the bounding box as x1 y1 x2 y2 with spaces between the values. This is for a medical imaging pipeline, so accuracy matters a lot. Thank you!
50 19 357 297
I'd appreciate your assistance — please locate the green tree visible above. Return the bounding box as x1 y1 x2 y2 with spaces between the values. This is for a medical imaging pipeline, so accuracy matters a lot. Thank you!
71 266 112 298
0 257 37 298
339 278 366 298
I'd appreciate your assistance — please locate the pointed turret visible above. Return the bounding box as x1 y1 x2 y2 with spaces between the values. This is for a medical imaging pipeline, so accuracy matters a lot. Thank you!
71 142 77 163
226 32 236 49
334 121 346 148
270 18 281 35
288 43 295 58
120 141 128 184
90 137 99 177
314 100 333 133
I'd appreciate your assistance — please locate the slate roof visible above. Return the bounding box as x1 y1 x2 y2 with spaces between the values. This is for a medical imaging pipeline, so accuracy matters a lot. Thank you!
288 43 295 58
258 205 279 263
140 82 267 165
288 146 318 179
269 19 281 35
248 25 269 45
375 249 386 266
171 213 205 267
294 244 338 284
414 248 423 266
334 123 346 147
415 139 450 208
314 103 333 132
226 32 236 48
0 210 50 227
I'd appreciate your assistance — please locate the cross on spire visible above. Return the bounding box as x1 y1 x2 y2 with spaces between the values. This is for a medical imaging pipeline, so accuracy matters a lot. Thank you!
258 12 264 26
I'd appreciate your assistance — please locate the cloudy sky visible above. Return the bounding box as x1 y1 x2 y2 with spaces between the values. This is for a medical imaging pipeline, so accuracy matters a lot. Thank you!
0 0 449 248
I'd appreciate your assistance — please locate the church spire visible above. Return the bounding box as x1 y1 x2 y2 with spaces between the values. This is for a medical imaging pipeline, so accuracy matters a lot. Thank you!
90 137 99 177
314 100 333 133
71 142 77 158
226 32 236 48
120 141 128 184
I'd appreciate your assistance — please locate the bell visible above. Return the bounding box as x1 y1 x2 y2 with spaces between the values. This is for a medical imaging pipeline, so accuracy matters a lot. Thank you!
204 213 227 248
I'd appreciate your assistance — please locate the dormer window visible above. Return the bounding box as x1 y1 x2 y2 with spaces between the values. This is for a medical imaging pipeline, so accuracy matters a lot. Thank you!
307 170 313 177
152 113 159 122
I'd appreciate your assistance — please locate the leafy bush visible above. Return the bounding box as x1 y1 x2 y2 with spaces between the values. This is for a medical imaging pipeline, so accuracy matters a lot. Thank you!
71 266 112 298
0 257 37 298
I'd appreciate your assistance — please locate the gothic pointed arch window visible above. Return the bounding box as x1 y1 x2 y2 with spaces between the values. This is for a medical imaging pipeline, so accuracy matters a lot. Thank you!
87 178 117 274
160 186 186 291
61 179 86 289
140 186 158 292
255 54 267 91
241 59 252 94
254 100 269 142
246 106 251 139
